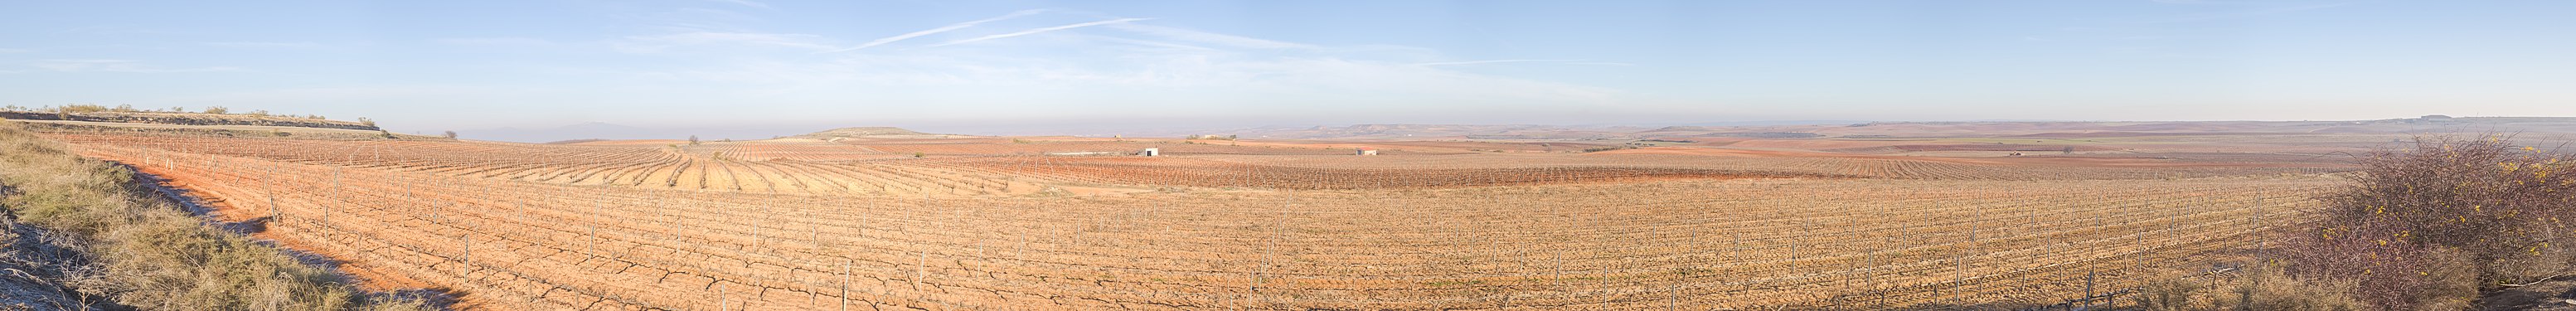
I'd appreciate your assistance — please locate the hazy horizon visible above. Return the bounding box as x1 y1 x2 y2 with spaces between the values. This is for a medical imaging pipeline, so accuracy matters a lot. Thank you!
442 114 2533 143
6 1 2573 138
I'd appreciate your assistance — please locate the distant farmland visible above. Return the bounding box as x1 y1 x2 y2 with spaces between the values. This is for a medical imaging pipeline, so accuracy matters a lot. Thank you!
31 118 2539 309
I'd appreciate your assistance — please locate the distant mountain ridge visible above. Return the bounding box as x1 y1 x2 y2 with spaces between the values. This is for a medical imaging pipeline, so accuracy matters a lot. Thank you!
453 123 949 143
451 116 2576 143
0 110 377 130
1228 124 1635 139
792 127 940 138
1199 117 2576 140
454 122 671 143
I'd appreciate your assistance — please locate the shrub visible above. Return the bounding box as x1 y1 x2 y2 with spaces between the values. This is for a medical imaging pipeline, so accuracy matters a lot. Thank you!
59 104 109 114
203 106 229 114
2132 264 2370 311
2281 134 2574 309
1582 146 1636 153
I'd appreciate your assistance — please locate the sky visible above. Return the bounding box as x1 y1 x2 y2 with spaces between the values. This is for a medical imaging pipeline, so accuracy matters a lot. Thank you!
2 0 2573 138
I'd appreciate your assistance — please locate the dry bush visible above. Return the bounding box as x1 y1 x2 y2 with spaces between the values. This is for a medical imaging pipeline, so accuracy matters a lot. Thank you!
0 122 429 310
2133 264 2370 311
2281 134 2575 309
56 104 109 114
2132 277 2214 311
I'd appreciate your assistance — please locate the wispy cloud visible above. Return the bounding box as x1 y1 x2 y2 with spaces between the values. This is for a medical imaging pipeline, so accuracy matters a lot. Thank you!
1102 23 1311 49
929 17 1152 47
2156 2 2350 23
619 32 833 52
827 9 1045 53
205 41 326 49
525 6 1625 119
171 85 497 104
435 37 555 46
1412 59 1602 66
1084 36 1220 51
59 26 171 35
711 0 768 9
30 60 239 73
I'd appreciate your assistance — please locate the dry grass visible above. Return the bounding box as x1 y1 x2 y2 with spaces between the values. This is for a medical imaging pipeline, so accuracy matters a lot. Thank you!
0 207 114 310
0 122 428 310
2132 263 2372 311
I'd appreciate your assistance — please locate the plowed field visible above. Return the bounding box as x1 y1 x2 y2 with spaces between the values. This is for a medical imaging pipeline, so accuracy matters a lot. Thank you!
46 130 2347 310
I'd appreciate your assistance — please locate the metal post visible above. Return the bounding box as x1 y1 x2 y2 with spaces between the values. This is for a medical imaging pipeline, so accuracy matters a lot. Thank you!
842 259 851 311
2085 270 2096 309
463 233 472 286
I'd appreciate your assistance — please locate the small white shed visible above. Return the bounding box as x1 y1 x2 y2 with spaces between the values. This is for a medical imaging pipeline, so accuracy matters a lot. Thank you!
1140 148 1160 157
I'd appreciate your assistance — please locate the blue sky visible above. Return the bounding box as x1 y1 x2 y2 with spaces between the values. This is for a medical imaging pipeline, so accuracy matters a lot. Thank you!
2 1 2572 136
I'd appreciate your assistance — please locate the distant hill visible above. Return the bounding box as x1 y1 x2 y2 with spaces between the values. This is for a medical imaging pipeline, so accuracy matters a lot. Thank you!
454 122 674 143
543 138 611 144
792 127 963 139
1783 117 2576 138
454 123 930 143
1192 117 2576 141
1231 124 1637 140
799 127 928 137
0 110 377 131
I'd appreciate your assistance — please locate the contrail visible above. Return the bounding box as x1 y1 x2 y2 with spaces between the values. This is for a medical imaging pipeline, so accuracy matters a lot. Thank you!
929 17 1151 47
823 9 1045 53
1410 59 1587 66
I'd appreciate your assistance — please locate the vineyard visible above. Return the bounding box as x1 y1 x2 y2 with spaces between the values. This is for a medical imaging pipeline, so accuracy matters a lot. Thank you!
40 128 2350 309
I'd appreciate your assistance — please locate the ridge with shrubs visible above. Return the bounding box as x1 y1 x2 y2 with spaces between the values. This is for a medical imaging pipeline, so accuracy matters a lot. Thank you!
0 121 429 310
